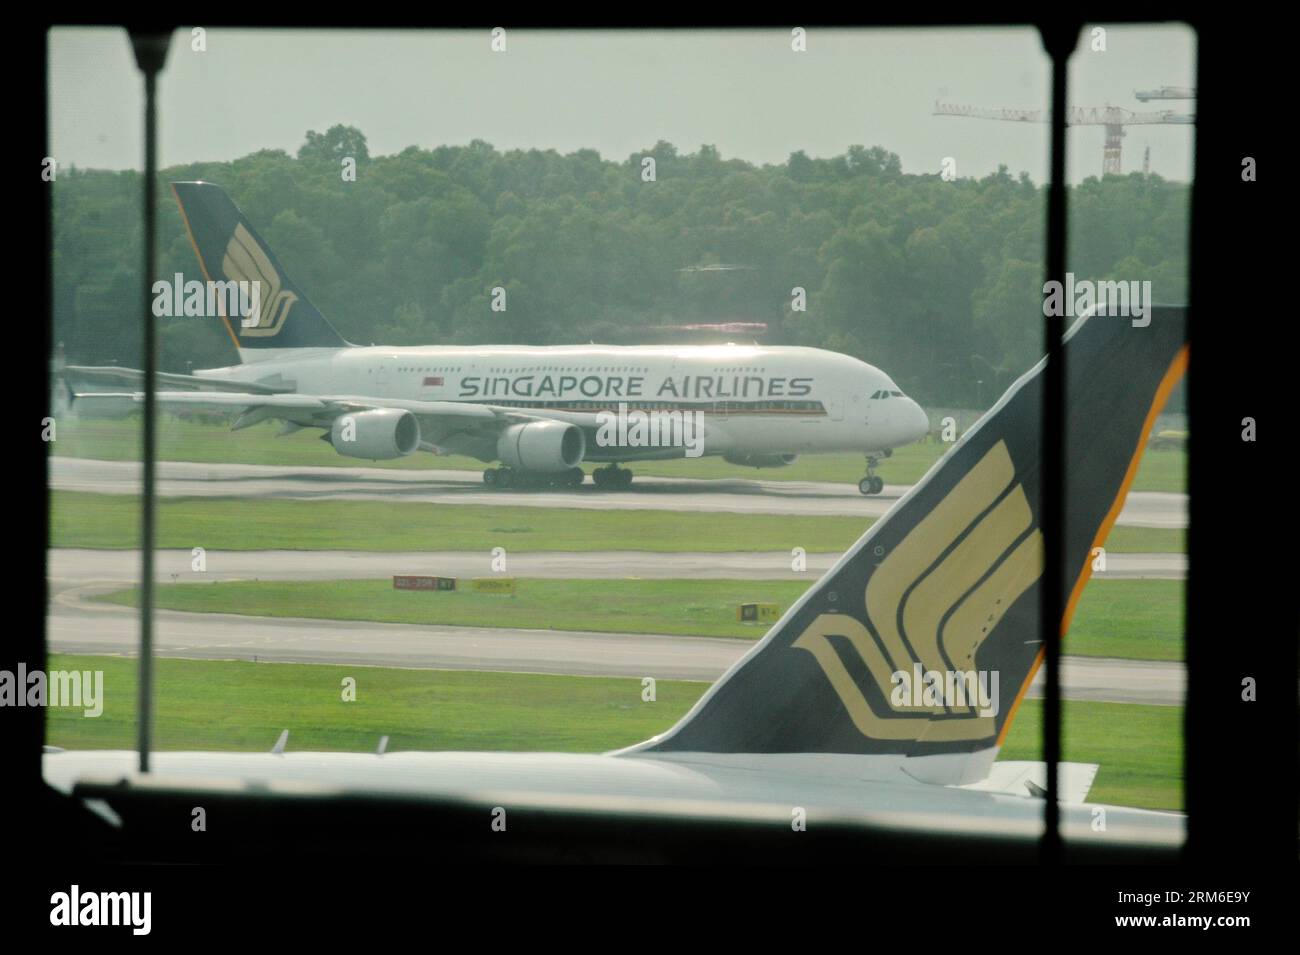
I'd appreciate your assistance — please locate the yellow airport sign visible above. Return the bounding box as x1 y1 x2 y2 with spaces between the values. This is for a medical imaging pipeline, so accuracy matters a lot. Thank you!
471 577 517 595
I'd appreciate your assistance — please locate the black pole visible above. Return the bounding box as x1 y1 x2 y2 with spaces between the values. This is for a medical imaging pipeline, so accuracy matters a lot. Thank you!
130 31 170 774
1038 21 1078 865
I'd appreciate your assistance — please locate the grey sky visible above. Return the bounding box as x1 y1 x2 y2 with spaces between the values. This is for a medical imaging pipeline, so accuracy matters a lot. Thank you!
49 26 1195 183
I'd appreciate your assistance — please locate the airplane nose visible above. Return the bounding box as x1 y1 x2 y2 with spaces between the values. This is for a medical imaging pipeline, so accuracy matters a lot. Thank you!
902 398 928 443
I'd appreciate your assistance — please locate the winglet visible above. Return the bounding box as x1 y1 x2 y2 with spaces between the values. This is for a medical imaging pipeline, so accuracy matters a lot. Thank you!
270 729 289 755
376 735 389 756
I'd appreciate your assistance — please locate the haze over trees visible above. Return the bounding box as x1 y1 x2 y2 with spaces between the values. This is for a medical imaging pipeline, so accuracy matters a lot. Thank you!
52 124 1189 406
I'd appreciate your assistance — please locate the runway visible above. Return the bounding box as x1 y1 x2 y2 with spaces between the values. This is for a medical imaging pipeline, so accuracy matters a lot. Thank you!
46 455 1186 707
49 581 1185 704
49 547 1187 582
49 456 1188 527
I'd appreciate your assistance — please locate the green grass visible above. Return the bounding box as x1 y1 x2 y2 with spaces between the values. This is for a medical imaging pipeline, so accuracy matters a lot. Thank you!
51 490 873 552
103 578 799 639
53 414 1187 492
1066 580 1184 661
1000 699 1182 811
100 577 1183 661
43 653 700 754
1125 445 1185 494
49 489 1185 554
1089 525 1183 554
44 653 1182 810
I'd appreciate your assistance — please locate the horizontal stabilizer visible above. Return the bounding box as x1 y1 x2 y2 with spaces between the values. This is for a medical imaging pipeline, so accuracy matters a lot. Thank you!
954 760 1099 804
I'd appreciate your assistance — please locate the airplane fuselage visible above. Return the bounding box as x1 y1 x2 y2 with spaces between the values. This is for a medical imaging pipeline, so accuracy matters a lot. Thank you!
196 342 930 464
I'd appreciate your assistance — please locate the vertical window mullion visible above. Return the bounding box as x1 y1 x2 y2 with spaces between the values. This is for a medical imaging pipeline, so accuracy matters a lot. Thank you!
1039 21 1076 864
130 31 170 774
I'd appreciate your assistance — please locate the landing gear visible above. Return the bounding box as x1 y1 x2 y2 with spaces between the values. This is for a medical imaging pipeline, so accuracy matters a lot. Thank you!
565 466 586 488
858 455 885 496
482 466 517 488
592 464 634 489
858 475 884 495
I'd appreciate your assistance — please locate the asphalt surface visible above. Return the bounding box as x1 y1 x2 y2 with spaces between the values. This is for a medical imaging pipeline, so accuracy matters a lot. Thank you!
48 581 1185 704
46 455 1186 707
49 547 1186 582
50 456 1188 527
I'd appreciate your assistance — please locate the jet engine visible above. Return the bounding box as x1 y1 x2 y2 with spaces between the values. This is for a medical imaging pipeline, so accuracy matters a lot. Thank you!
496 421 586 472
329 408 420 460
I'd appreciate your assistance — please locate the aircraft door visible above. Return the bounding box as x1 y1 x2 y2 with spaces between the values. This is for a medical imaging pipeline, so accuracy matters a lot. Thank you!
851 391 869 426
375 356 396 396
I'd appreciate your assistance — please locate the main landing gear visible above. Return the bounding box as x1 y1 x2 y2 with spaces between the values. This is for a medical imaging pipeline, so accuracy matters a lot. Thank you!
591 464 634 489
858 454 885 496
482 466 585 489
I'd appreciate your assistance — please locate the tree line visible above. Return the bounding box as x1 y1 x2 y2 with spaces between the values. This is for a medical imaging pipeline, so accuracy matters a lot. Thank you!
52 124 1189 406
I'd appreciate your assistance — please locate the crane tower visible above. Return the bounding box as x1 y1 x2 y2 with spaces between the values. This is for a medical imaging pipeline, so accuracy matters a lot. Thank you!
933 99 1195 176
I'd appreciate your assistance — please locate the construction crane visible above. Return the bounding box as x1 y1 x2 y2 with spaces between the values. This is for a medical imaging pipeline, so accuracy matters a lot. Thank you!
934 101 1195 176
1135 86 1196 102
1137 87 1195 175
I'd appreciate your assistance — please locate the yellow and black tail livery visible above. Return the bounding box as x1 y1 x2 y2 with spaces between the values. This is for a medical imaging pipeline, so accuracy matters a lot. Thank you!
171 181 349 355
641 306 1187 762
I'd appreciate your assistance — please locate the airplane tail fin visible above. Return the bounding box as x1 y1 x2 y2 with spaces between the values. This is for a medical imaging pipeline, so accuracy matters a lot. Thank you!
171 181 349 361
626 305 1187 786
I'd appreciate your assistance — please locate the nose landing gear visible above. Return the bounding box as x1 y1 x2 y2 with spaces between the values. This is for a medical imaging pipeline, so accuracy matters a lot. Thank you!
858 455 885 495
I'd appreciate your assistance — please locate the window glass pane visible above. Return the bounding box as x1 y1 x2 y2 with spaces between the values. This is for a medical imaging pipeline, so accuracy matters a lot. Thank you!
45 24 1188 849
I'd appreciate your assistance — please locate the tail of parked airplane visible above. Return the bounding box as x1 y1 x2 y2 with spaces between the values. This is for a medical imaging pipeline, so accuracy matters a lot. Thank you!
171 181 350 360
624 305 1187 786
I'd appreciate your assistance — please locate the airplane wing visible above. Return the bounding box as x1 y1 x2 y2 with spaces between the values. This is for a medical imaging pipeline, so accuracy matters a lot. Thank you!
62 364 290 396
67 387 571 454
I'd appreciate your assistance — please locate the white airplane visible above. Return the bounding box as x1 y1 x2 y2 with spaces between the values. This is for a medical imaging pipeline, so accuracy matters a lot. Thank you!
67 181 928 495
47 304 1190 853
